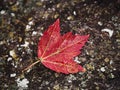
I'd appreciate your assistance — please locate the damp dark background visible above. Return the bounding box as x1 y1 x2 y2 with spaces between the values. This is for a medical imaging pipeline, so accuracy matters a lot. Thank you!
0 0 120 90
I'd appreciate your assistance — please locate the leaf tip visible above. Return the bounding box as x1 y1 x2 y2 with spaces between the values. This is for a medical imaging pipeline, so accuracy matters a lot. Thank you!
82 68 86 72
87 34 90 38
56 18 60 24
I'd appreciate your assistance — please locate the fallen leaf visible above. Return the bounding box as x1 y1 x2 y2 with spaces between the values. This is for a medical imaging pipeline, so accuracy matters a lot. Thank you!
38 19 89 74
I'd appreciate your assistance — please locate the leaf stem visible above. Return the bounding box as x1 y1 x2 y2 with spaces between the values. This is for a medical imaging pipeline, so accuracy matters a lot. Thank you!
22 59 41 72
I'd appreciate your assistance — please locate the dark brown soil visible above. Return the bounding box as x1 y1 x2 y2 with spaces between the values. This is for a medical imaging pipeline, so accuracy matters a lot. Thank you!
0 0 120 90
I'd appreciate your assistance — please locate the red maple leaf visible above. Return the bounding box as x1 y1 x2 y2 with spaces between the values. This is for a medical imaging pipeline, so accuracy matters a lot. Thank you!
37 19 89 74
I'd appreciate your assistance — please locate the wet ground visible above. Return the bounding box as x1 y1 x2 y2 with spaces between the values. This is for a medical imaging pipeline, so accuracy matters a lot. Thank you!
0 0 120 90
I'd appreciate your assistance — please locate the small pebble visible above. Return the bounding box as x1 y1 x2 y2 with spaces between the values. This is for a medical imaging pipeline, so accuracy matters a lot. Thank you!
21 41 29 47
110 60 113 65
73 11 77 15
68 80 72 83
7 57 12 61
74 57 81 63
28 21 34 25
11 13 15 17
86 64 95 70
101 28 114 37
104 58 109 62
25 25 31 31
98 21 103 26
0 41 5 45
100 67 105 72
16 78 29 89
10 73 16 77
53 84 60 90
67 16 73 20
9 50 17 58
32 31 37 36
110 73 115 78
0 10 5 14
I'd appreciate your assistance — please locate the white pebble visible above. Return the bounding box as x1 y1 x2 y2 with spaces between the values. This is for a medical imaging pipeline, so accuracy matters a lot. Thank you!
26 69 31 73
0 41 5 45
32 31 37 36
11 62 15 66
28 21 34 25
10 73 16 77
68 80 72 83
100 67 105 72
16 1 20 5
21 41 29 47
67 16 72 20
17 44 20 47
14 65 17 68
7 57 12 61
113 68 116 70
16 78 29 89
19 58 22 61
0 10 5 14
9 50 15 57
11 13 15 17
110 60 113 65
25 25 31 31
101 28 114 37
73 11 77 15
110 73 115 78
18 47 22 51
98 21 103 26
74 57 81 63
